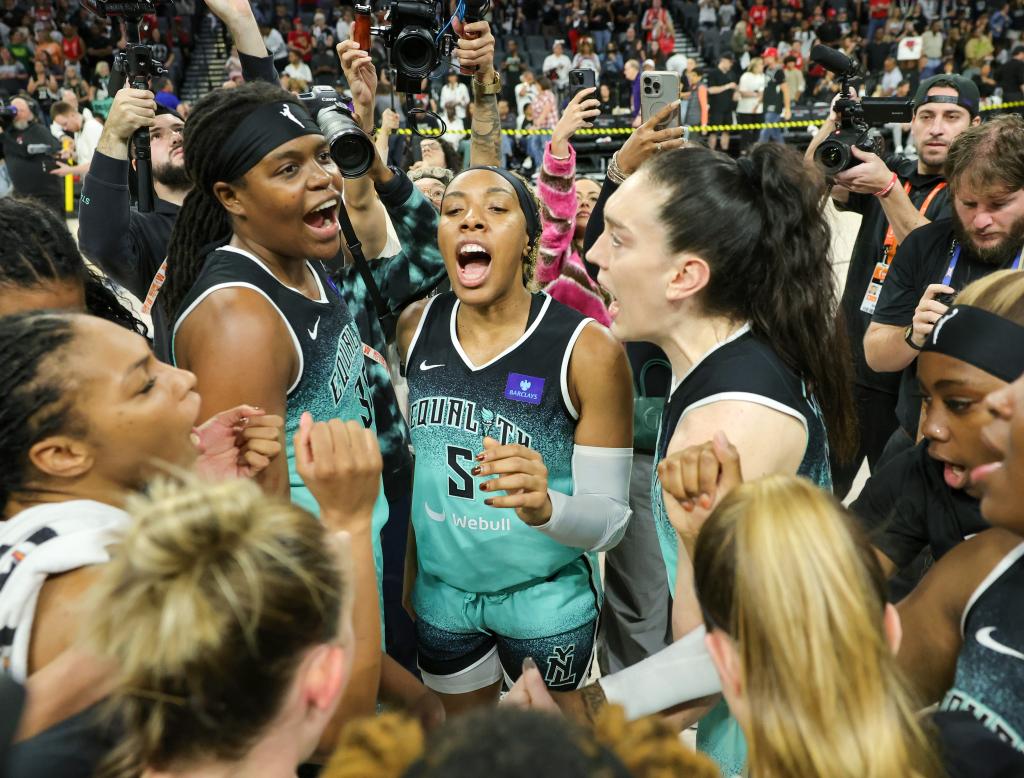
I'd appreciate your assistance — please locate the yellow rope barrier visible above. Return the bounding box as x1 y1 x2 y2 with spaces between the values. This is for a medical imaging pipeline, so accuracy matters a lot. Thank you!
392 100 1024 137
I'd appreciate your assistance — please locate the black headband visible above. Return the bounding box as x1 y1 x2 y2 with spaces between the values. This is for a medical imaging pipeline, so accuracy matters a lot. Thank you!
457 165 541 247
922 304 1024 383
215 101 322 184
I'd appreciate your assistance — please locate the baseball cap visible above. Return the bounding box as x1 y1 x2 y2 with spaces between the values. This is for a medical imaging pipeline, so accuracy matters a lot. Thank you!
1013 44 1024 56
762 47 778 58
914 74 981 117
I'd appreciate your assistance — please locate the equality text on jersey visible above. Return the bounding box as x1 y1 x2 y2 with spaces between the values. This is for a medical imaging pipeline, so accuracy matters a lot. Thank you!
409 396 533 447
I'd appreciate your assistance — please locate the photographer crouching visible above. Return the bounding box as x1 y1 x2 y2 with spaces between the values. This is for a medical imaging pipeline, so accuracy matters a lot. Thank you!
806 67 982 497
0 97 65 218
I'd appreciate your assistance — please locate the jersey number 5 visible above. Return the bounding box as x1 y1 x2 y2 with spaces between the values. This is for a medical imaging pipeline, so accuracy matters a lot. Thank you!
447 445 474 499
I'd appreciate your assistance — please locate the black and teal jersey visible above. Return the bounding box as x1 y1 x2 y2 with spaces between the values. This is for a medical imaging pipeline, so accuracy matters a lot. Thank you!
170 246 389 542
652 324 832 591
407 291 593 594
942 541 1024 751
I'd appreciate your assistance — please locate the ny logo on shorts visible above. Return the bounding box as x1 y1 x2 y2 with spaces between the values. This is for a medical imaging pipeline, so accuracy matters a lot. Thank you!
544 643 577 687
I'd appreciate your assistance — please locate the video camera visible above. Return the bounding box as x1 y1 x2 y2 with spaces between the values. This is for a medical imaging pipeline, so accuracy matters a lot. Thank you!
360 0 489 92
810 44 914 176
0 99 17 127
81 0 166 212
297 86 376 178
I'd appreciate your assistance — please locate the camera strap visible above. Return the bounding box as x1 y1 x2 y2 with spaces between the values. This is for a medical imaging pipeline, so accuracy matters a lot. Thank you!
940 241 1024 287
860 180 946 315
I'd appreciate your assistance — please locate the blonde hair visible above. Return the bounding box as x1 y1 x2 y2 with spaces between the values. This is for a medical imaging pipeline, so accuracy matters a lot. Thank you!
953 269 1024 325
322 706 720 778
694 476 944 778
86 477 348 778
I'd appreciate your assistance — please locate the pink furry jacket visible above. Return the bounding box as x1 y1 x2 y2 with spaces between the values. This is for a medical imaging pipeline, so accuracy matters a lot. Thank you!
536 142 612 326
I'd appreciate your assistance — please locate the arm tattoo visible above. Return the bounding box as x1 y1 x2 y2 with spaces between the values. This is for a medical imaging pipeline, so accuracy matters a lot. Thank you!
580 680 608 724
470 87 501 167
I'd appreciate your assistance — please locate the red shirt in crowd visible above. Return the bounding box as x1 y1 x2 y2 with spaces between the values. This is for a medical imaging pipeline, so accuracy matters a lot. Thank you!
62 34 85 63
749 4 769 27
870 0 891 19
288 27 314 61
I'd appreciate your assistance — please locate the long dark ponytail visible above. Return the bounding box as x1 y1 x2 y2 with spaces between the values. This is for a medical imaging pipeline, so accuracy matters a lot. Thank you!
162 81 306 320
644 144 856 461
0 197 146 336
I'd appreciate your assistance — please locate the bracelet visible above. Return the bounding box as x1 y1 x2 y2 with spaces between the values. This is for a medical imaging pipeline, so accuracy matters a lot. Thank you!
874 171 898 198
607 151 628 184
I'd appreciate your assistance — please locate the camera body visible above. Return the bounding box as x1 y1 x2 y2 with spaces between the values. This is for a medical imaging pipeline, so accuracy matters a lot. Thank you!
368 0 489 92
0 99 18 127
297 85 376 178
377 0 454 92
811 45 913 175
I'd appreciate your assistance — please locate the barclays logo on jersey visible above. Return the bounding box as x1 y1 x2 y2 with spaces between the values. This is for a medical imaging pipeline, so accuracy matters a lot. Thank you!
504 372 545 405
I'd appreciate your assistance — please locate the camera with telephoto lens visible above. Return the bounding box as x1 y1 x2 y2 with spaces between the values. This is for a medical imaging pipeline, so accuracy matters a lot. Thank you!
811 44 914 176
297 85 376 178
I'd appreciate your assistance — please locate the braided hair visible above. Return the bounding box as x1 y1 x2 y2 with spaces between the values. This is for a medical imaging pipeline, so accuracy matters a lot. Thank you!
0 197 146 336
162 82 306 320
0 311 79 514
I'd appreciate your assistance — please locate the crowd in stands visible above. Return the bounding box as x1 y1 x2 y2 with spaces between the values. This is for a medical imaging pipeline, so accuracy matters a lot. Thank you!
4 0 1024 774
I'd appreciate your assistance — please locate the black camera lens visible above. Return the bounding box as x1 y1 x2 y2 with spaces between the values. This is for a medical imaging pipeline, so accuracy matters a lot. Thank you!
317 107 375 178
814 139 850 176
394 26 437 78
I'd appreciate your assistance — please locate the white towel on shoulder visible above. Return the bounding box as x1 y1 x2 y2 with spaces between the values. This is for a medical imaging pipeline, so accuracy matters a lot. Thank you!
0 500 129 682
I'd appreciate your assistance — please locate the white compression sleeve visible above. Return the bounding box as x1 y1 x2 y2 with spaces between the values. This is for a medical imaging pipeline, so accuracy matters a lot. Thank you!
532 444 633 552
599 625 722 720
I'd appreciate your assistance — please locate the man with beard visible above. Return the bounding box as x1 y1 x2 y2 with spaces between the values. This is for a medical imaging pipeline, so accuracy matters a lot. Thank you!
805 74 982 497
77 0 278 360
866 114 1024 441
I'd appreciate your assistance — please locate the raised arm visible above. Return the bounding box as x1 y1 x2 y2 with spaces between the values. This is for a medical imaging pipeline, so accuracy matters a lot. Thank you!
336 40 388 260
537 88 600 286
455 20 501 167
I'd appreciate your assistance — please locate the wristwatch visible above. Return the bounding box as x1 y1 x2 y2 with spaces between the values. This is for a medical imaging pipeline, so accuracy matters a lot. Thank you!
472 70 502 96
905 324 923 351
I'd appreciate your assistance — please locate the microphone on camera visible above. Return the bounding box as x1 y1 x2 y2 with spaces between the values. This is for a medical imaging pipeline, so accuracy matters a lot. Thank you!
810 44 857 75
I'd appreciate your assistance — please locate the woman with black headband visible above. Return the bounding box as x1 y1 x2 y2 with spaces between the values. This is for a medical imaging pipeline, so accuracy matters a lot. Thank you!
395 166 633 714
159 81 388 722
851 271 1024 582
892 289 1024 774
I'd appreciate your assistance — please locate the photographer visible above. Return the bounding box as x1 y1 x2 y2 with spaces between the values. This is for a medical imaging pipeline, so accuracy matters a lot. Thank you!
77 0 279 359
805 73 981 496
0 97 64 218
864 115 1024 443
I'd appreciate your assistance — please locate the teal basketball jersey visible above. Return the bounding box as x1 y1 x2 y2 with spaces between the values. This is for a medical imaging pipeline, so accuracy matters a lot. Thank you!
171 246 389 562
407 291 593 594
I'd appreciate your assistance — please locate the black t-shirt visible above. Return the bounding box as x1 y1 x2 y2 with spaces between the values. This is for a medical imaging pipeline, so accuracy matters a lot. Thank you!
866 40 893 71
763 66 786 112
706 67 735 110
872 217 1020 432
0 121 62 199
999 58 1024 96
837 155 950 392
851 440 989 571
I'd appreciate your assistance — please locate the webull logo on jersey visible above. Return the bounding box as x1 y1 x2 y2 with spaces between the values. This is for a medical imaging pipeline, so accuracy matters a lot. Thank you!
504 372 545 405
424 502 514 532
409 397 532 447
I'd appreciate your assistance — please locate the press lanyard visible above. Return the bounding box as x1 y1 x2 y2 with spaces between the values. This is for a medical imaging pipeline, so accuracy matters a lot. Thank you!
861 180 947 315
941 242 1024 287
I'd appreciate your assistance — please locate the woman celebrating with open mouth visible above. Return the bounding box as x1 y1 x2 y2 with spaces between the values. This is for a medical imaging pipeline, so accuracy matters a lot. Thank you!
397 167 633 715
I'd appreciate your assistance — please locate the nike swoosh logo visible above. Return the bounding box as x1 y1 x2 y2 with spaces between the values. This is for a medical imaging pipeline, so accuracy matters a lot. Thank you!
977 627 1024 662
424 502 446 522
420 360 444 371
308 317 320 340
